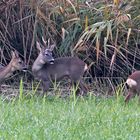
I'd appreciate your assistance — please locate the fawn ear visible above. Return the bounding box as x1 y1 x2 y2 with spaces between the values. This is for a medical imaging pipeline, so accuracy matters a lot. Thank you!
14 50 19 58
11 50 19 58
11 50 15 58
36 41 42 52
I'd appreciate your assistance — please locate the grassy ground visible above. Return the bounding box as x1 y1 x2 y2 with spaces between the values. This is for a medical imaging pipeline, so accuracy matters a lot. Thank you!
0 94 140 140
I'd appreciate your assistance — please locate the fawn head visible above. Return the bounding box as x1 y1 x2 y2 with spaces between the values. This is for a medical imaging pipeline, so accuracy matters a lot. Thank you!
10 50 27 72
36 38 55 65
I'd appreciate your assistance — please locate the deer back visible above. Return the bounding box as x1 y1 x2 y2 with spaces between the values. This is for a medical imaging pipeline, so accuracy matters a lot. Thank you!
34 56 87 83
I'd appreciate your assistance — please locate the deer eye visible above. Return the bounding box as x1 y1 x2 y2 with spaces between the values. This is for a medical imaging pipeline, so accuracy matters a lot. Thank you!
45 53 49 56
18 61 22 64
45 52 51 56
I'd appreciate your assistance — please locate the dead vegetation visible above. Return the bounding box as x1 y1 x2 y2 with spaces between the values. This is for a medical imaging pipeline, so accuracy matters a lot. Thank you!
0 0 140 96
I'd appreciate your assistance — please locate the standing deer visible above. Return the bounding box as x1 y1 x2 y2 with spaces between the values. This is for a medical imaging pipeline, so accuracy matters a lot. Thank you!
125 71 140 103
0 50 27 83
32 39 88 95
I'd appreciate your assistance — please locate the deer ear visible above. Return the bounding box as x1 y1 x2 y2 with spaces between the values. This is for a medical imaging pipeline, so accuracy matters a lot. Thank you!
47 38 51 48
11 50 19 58
36 41 42 52
11 50 15 58
14 50 19 58
42 36 47 45
49 43 56 51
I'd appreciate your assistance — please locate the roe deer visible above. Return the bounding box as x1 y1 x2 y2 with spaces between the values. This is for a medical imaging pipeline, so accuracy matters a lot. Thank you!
0 50 27 83
125 71 140 103
32 39 88 95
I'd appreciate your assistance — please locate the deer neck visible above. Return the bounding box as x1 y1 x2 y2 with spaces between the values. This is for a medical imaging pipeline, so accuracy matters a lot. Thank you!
32 56 45 72
0 62 14 81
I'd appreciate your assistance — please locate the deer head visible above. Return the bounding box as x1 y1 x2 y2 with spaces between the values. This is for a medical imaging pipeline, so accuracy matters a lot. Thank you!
10 50 27 72
36 37 56 65
0 50 27 82
32 37 56 72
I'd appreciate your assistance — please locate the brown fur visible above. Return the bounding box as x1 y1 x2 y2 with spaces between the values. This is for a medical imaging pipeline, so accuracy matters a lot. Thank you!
0 51 26 83
125 71 140 103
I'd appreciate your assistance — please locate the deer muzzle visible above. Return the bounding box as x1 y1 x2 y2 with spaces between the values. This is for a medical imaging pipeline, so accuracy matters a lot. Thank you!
49 58 54 64
22 64 28 72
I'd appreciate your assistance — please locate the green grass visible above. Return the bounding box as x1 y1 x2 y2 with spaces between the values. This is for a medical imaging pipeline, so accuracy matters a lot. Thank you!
0 95 140 140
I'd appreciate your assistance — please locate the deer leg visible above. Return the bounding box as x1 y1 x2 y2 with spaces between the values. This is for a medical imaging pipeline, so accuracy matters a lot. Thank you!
138 92 140 104
72 81 87 96
70 81 80 96
125 90 135 103
42 81 52 93
79 81 88 95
